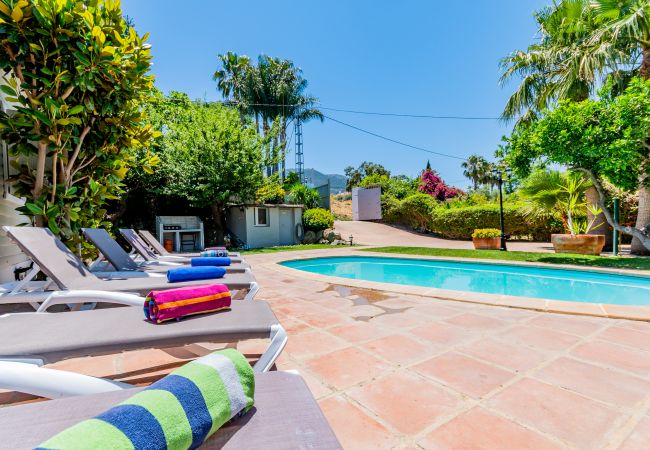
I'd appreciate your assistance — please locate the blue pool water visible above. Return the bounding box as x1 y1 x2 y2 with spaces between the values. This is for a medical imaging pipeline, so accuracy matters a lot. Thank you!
281 256 650 305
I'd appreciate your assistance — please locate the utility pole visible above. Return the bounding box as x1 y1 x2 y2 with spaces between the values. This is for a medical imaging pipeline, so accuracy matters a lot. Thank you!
295 118 304 183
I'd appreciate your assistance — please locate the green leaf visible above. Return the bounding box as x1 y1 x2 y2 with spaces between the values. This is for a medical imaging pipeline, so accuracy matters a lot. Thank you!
67 105 84 115
25 202 43 215
47 218 60 235
0 85 15 96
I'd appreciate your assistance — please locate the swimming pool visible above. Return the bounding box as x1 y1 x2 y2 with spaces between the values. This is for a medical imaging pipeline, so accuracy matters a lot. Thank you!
281 256 650 305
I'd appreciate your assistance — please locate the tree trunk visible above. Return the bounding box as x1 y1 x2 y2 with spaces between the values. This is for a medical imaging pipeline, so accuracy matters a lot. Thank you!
211 203 225 245
632 46 650 254
32 141 48 227
585 186 612 250
631 183 650 255
577 168 650 252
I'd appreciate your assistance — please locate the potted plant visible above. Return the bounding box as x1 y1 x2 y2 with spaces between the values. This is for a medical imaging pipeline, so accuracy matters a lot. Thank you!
550 177 605 255
472 228 501 250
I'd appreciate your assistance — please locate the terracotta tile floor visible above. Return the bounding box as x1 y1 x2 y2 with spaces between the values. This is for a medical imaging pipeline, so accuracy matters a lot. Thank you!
5 249 650 449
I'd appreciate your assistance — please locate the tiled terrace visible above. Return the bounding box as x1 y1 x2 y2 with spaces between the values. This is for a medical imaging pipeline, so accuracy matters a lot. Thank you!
8 249 650 449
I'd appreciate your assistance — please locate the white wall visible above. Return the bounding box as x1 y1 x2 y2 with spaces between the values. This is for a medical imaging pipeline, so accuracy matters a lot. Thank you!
352 187 382 221
241 206 302 248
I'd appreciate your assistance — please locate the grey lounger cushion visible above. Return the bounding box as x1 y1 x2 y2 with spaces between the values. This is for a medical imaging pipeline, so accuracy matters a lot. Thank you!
82 228 249 273
0 300 277 364
0 371 342 450
3 226 255 295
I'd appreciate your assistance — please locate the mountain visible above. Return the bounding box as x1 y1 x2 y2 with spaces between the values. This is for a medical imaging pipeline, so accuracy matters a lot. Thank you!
290 168 348 193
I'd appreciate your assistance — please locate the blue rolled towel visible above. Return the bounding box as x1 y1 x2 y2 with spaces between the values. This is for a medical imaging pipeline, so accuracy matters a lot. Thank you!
191 257 232 267
167 266 226 283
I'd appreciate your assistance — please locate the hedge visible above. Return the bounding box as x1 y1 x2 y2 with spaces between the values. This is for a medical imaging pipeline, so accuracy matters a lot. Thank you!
429 204 562 240
382 193 562 241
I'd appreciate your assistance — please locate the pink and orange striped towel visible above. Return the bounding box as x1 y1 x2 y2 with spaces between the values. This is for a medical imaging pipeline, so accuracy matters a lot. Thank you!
144 284 231 324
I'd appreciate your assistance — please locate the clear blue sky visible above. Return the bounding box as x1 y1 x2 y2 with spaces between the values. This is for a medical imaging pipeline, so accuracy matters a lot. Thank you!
122 0 546 188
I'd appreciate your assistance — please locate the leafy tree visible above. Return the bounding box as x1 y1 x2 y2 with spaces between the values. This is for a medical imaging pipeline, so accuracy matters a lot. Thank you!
144 93 273 242
344 161 390 191
0 0 157 244
502 78 650 250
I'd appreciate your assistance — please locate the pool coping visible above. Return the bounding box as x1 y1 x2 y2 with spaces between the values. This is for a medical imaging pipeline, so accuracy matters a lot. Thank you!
263 250 650 322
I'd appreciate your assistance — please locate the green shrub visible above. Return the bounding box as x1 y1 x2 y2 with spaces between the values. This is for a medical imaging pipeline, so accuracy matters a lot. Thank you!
472 228 501 238
303 208 335 231
381 194 402 223
287 184 320 209
430 204 562 240
398 193 437 230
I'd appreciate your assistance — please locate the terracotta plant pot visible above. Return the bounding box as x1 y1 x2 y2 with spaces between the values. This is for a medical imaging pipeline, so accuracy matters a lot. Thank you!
472 237 500 250
551 234 605 256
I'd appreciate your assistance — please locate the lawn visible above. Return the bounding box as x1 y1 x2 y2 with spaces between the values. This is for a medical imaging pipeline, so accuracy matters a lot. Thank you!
237 243 354 254
361 246 650 271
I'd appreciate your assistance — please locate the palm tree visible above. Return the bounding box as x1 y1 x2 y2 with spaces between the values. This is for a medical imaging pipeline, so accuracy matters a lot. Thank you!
461 155 494 190
520 169 591 232
213 52 252 122
500 0 598 124
215 54 323 180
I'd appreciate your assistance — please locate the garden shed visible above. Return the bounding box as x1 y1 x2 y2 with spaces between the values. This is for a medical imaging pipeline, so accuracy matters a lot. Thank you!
226 204 303 249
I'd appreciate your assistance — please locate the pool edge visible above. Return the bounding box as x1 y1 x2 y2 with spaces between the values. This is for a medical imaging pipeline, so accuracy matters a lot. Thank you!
265 251 650 322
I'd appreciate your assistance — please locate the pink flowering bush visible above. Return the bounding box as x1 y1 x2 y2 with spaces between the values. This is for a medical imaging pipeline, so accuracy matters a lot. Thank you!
418 169 463 201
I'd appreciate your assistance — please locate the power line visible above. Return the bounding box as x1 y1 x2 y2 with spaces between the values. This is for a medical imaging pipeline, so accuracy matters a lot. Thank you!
320 106 499 120
323 114 467 161
222 101 499 121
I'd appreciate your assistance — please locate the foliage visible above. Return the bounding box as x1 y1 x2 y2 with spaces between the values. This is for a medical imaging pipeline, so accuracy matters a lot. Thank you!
472 228 501 238
361 247 650 271
359 173 418 200
0 0 157 245
256 176 285 204
302 208 334 231
283 171 301 188
429 204 562 241
344 161 390 191
287 183 319 209
418 168 463 201
397 193 438 231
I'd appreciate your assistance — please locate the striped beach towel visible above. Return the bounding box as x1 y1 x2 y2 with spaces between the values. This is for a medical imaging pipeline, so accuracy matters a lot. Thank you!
37 348 255 450
144 284 231 324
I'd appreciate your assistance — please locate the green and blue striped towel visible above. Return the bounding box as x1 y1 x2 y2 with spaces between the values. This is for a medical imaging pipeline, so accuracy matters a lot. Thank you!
38 348 255 450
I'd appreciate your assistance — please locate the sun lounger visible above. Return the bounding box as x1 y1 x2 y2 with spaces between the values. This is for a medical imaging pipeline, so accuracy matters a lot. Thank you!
82 228 249 274
0 298 286 373
132 228 241 259
2 226 259 299
0 371 341 450
120 228 243 262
